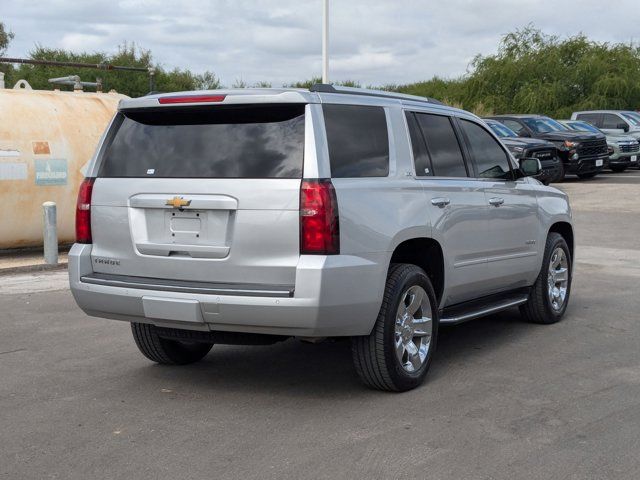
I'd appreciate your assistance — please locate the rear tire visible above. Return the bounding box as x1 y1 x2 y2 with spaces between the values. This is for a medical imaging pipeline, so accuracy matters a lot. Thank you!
520 232 572 324
131 323 213 365
351 264 439 392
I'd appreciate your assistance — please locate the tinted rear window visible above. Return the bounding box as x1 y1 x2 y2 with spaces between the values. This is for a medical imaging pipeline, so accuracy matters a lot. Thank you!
99 104 305 178
576 113 600 126
415 113 468 177
405 112 432 176
323 104 389 178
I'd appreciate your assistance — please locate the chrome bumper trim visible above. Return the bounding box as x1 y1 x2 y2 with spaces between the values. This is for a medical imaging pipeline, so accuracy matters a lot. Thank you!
80 273 294 298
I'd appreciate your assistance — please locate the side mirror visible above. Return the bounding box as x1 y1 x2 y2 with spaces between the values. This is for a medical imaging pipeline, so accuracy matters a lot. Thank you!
519 157 542 177
616 122 630 132
518 130 531 138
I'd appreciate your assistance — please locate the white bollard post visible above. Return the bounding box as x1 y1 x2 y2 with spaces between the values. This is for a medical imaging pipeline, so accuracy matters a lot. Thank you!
43 201 58 265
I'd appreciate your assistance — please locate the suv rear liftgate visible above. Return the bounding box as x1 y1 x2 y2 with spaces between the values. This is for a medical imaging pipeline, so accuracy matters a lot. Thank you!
84 103 306 296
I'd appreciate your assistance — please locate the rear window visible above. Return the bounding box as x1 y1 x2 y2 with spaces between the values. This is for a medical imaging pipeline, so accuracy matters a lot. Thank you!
323 104 389 178
415 113 468 177
99 104 305 178
576 113 600 126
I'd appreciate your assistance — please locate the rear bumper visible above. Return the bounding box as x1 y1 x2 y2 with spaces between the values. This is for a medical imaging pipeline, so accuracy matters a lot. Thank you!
69 244 387 337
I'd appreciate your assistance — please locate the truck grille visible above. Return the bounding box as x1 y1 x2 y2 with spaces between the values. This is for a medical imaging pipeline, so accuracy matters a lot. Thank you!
528 148 557 161
577 139 607 158
620 143 640 153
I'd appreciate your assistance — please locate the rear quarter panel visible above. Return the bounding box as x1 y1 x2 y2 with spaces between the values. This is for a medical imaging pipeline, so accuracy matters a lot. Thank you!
328 105 433 325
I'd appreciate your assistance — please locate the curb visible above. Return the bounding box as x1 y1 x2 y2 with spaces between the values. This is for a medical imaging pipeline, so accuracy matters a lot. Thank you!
0 262 68 277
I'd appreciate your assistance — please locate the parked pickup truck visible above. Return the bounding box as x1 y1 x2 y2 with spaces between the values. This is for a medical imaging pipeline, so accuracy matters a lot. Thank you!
487 114 608 180
484 118 562 183
559 119 639 172
69 86 575 392
571 110 640 168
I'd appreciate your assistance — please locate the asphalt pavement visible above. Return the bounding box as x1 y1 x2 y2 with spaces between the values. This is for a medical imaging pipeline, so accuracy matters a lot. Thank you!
2 169 640 480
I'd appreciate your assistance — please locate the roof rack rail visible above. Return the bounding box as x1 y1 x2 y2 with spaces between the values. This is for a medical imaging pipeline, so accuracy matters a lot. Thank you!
309 83 445 106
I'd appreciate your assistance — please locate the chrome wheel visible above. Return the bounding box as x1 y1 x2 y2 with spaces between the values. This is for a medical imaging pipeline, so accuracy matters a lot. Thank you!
394 285 433 373
547 247 569 311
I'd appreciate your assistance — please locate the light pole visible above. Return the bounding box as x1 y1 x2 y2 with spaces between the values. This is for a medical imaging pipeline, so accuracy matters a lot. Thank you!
322 0 329 83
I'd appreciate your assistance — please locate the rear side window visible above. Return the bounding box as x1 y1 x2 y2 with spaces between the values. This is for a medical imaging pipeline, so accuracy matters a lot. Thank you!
99 104 305 178
405 112 431 176
415 113 467 177
502 119 526 135
323 104 389 178
576 113 600 126
460 120 512 180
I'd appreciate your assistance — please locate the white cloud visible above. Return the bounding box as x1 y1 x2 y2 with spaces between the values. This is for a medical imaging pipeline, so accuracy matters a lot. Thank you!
59 33 106 51
3 0 640 88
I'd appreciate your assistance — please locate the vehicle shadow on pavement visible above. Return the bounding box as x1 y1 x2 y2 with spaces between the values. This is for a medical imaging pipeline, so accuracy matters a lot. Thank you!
123 308 540 396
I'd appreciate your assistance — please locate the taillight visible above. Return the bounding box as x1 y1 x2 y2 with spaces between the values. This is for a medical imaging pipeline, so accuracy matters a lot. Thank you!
300 179 339 255
75 178 95 244
158 94 226 104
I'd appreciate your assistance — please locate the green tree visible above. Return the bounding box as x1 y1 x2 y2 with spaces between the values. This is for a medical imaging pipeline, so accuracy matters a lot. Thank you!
195 71 222 90
0 22 15 79
387 26 640 117
0 22 14 56
3 41 223 97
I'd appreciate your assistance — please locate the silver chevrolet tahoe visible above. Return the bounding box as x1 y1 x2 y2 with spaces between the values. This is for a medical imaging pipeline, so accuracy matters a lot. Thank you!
69 85 574 392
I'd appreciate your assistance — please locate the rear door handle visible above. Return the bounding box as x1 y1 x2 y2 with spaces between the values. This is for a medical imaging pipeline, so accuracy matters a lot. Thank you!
488 197 505 207
431 197 450 208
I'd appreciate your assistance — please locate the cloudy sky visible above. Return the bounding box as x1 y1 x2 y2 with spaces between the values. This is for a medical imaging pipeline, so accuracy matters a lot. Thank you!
3 0 640 87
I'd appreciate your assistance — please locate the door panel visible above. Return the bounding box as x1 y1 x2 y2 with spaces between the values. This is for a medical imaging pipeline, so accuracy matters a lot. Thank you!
482 179 540 291
407 111 493 306
418 178 491 306
456 118 540 293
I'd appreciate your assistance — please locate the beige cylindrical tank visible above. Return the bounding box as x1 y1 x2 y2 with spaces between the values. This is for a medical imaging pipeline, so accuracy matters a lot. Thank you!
0 86 126 249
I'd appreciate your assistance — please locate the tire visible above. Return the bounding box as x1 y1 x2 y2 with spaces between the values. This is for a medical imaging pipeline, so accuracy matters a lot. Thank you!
553 163 566 182
131 323 213 365
351 264 439 392
577 172 598 179
610 165 627 173
520 232 572 324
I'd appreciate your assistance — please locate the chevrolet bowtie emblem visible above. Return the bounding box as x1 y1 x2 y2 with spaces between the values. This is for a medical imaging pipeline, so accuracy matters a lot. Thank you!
166 196 191 208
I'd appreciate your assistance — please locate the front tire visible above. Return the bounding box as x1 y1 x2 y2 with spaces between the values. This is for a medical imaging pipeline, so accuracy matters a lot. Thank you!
553 162 566 182
131 323 213 365
351 264 439 392
610 165 627 173
520 232 572 324
577 172 598 179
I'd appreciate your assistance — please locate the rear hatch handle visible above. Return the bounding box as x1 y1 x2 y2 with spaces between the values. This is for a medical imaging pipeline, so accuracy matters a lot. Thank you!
129 193 238 259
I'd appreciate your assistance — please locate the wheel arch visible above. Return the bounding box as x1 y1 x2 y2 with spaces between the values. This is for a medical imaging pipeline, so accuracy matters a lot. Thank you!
549 221 574 260
389 237 444 304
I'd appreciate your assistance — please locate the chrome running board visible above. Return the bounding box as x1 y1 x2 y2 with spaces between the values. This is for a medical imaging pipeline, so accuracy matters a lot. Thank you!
440 293 529 325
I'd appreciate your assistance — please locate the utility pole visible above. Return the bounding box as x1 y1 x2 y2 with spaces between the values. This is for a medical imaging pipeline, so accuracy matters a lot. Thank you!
322 0 329 83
